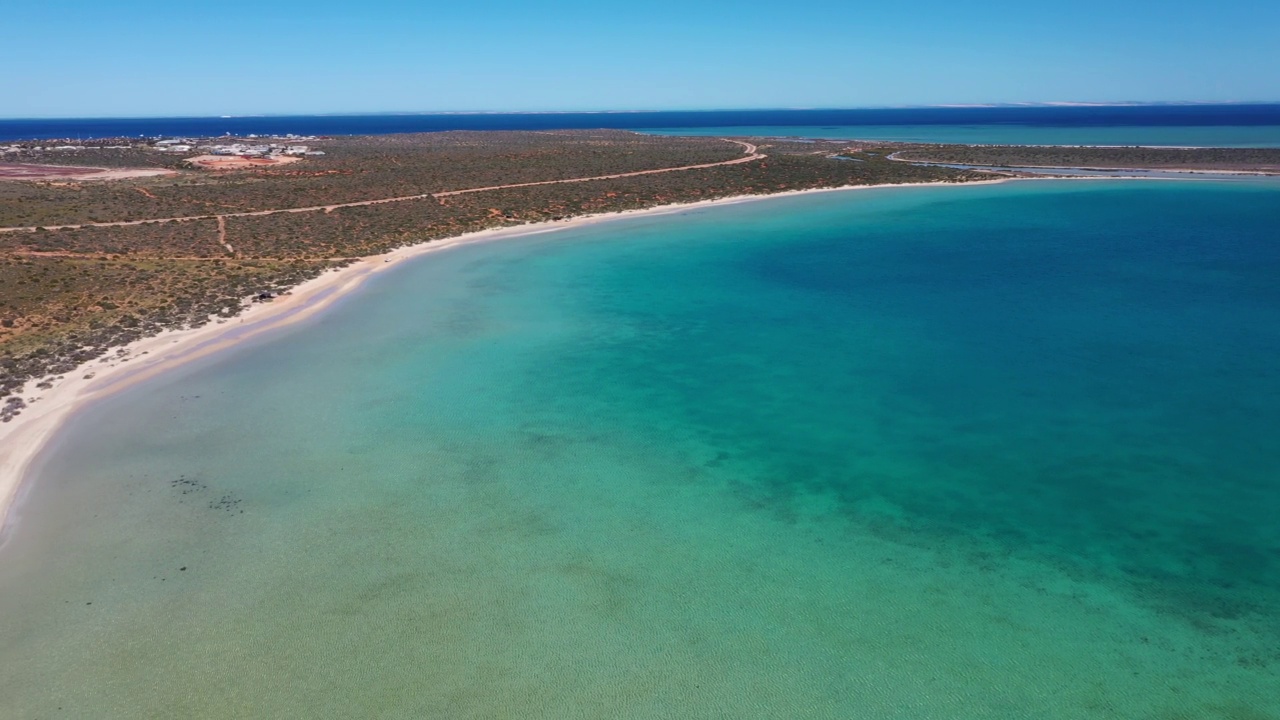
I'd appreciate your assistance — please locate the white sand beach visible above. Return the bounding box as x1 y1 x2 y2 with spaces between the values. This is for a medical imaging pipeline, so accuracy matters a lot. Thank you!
0 177 1020 534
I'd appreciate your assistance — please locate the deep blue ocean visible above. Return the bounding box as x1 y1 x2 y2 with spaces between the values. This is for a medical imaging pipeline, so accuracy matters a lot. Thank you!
3 104 1280 146
2 179 1278 718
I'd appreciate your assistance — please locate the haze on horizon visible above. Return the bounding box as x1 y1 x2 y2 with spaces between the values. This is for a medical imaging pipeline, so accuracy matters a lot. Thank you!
3 0 1277 118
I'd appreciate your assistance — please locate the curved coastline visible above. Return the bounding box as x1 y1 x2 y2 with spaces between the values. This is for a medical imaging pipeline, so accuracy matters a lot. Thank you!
0 175 1045 536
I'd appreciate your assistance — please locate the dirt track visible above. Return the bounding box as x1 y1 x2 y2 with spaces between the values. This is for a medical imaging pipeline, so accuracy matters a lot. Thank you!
0 140 763 234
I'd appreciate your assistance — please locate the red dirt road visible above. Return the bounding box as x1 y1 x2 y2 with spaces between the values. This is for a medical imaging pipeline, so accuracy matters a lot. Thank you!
0 140 763 233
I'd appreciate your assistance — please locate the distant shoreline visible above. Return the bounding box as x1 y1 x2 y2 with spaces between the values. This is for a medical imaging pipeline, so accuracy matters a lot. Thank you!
0 172 1242 539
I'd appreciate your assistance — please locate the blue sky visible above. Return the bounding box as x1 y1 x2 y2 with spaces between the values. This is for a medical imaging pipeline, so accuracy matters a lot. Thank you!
2 0 1277 117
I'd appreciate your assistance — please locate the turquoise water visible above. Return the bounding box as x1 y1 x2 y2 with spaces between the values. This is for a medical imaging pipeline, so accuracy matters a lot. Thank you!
2 180 1279 718
643 124 1280 147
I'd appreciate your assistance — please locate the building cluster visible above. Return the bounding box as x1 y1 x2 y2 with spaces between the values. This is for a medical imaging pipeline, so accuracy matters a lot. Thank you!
154 139 195 153
243 133 319 141
203 142 324 157
152 136 325 157
0 134 327 159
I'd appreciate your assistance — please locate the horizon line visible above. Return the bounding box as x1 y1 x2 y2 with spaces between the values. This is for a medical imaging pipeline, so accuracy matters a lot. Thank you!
4 101 1280 123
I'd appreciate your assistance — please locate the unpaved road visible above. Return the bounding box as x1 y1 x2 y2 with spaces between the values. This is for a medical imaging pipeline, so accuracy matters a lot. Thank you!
0 140 763 235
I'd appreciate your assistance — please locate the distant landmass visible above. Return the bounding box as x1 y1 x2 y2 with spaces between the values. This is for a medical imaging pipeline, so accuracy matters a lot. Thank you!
3 104 1280 142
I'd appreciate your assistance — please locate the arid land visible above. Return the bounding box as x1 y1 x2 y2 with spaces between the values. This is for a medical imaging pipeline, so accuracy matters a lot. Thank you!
892 144 1280 173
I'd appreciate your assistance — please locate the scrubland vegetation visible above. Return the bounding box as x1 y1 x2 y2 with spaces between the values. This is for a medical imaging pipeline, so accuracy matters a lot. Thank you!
894 145 1280 172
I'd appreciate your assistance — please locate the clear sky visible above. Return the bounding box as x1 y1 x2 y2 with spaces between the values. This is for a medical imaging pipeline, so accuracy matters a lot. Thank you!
3 0 1277 118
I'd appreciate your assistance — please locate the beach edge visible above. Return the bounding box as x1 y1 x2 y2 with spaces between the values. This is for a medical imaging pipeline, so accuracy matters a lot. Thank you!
0 177 1024 536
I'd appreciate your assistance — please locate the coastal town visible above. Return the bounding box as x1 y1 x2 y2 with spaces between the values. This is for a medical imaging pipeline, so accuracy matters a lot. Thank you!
155 137 325 158
0 133 325 167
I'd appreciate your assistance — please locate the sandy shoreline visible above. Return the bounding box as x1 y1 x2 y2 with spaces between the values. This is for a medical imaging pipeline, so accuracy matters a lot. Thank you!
0 174 1094 534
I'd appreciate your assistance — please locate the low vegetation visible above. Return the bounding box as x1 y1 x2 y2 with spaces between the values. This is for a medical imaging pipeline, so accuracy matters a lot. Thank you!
894 145 1280 172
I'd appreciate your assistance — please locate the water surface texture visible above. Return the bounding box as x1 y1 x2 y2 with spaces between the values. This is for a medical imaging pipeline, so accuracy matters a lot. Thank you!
3 104 1279 146
2 181 1279 718
643 123 1280 147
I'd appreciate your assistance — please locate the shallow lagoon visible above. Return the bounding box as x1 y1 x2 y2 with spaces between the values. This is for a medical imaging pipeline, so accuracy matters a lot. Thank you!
2 180 1278 718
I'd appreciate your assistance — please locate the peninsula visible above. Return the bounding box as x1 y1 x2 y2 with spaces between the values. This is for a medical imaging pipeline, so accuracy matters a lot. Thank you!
3 130 1278 430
